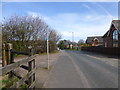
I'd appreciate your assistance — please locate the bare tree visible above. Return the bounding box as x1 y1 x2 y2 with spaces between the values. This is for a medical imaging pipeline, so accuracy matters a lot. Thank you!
78 39 84 45
2 15 61 53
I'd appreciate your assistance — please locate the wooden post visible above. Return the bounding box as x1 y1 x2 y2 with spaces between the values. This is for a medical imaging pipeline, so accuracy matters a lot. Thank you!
5 43 13 78
28 60 32 87
28 59 35 88
33 59 35 88
2 43 6 67
10 49 14 64
5 43 12 65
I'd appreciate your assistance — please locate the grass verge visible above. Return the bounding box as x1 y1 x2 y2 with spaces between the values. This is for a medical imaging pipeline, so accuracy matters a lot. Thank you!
1 75 28 89
39 51 59 55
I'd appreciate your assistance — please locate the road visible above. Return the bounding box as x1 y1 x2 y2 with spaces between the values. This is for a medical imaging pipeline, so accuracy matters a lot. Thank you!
44 50 118 88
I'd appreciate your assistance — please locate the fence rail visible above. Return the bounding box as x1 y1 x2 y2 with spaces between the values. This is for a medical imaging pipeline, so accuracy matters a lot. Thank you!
1 43 37 88
1 55 37 76
1 55 37 88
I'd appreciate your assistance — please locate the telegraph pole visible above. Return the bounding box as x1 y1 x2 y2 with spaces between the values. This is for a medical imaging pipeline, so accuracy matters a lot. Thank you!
69 32 74 49
46 27 49 70
72 32 74 43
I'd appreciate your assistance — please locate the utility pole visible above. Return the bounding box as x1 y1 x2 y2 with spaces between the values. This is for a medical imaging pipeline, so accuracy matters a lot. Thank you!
46 27 49 70
69 32 74 49
72 32 74 43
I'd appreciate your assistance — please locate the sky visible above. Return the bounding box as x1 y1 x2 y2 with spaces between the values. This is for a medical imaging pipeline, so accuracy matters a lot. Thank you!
2 2 118 42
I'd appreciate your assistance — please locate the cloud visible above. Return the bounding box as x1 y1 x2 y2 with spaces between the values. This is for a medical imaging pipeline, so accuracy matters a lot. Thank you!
92 3 113 18
27 11 117 42
28 12 39 17
83 4 97 15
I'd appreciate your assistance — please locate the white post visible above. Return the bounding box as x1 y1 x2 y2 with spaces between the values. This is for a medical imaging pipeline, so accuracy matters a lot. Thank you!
69 32 74 49
47 29 49 70
72 32 74 43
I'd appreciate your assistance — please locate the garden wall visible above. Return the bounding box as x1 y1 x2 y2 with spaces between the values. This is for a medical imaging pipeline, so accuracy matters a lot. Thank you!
81 46 120 56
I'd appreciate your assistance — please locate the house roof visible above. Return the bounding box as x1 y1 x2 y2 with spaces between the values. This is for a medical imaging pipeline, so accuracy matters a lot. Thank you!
104 20 120 37
102 30 109 38
86 36 103 44
112 20 120 30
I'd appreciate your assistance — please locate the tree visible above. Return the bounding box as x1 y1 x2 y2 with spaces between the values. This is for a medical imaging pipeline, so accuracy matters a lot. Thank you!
2 15 61 53
48 29 61 52
58 40 65 50
78 39 84 45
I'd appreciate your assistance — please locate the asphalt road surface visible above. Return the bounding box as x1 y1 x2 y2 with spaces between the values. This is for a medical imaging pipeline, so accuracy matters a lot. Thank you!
44 50 118 88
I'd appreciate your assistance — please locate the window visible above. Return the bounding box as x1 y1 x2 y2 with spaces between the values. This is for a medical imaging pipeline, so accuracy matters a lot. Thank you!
105 42 107 47
113 30 118 47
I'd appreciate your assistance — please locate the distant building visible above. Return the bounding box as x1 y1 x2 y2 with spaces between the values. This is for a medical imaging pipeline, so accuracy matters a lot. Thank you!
102 20 120 47
86 36 103 46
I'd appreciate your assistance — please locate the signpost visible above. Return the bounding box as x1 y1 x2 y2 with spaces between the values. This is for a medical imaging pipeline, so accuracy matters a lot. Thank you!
46 28 49 70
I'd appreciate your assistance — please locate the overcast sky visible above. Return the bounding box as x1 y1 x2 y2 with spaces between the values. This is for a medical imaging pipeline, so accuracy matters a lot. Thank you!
2 2 118 42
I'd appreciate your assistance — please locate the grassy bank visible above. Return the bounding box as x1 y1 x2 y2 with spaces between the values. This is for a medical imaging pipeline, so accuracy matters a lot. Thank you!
1 75 28 89
68 48 81 51
14 50 59 58
39 50 59 55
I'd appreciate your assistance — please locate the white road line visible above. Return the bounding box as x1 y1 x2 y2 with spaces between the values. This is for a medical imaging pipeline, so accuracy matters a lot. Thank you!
86 55 117 60
43 51 61 88
85 54 118 68
65 51 91 88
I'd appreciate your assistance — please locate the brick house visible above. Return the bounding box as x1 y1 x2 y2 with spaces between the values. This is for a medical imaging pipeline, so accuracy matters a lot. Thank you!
86 36 103 46
102 20 120 47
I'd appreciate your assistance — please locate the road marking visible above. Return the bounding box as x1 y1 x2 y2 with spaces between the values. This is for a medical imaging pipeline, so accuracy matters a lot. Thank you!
43 51 63 88
86 54 118 68
86 55 118 61
65 52 91 88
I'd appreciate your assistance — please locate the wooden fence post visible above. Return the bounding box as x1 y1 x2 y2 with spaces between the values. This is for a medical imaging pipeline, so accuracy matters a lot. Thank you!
5 43 12 65
5 43 13 78
28 59 35 88
2 43 6 67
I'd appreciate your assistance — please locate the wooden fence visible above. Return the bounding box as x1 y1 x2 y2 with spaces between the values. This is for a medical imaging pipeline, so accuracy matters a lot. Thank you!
1 43 37 88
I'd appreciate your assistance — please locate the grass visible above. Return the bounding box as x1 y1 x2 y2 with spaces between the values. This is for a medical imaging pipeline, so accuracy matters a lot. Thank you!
69 48 81 51
39 52 47 55
39 50 59 55
50 51 59 54
2 75 19 89
20 83 28 89
14 54 27 58
1 75 28 89
14 50 59 57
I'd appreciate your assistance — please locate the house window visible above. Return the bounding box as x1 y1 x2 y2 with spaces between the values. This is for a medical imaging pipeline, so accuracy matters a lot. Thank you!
105 42 107 47
113 30 118 47
93 38 99 46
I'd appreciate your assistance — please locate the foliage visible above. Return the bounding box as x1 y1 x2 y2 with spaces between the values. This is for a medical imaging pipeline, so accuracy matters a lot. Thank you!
2 75 29 89
78 39 84 45
58 40 66 50
2 15 61 53
2 76 19 89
